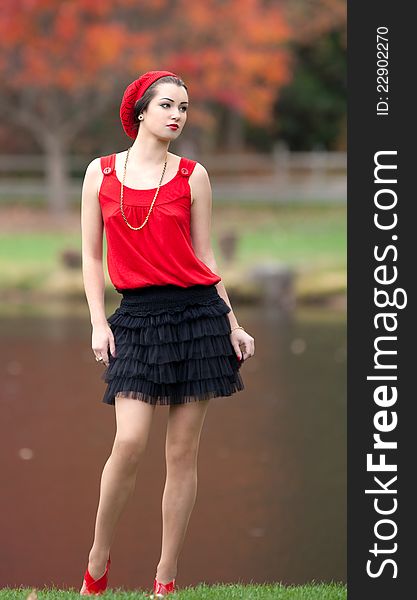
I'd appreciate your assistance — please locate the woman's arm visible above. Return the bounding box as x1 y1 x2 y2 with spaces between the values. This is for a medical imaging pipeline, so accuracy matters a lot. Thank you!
81 158 106 325
80 158 115 365
189 163 255 361
189 163 239 326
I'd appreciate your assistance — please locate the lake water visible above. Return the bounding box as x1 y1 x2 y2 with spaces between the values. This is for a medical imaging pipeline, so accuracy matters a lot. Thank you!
0 301 346 592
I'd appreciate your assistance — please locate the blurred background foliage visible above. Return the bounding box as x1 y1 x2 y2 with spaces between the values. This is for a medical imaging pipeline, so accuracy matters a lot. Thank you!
0 0 346 155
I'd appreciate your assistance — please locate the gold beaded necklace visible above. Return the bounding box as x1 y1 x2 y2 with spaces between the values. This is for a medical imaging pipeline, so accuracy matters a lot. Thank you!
120 146 168 230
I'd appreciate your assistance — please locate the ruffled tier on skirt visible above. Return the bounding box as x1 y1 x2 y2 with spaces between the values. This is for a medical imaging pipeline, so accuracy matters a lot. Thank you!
101 284 245 405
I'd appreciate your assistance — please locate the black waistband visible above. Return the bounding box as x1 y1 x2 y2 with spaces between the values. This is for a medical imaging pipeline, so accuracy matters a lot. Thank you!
117 284 219 308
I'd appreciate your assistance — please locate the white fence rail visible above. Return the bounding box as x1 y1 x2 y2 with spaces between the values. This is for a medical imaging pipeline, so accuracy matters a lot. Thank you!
0 151 346 203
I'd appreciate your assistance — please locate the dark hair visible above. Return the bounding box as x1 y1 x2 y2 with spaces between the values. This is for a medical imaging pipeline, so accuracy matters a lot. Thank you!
132 75 188 134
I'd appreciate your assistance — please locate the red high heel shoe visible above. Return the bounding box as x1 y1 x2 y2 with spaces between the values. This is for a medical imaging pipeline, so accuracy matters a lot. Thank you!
80 555 111 595
151 577 176 597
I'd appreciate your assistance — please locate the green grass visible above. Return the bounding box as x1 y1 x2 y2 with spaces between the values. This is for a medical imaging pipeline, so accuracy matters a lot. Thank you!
0 204 346 299
0 233 80 265
214 204 346 268
0 582 347 599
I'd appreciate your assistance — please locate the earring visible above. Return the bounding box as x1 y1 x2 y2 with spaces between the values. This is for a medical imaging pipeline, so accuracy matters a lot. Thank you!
138 114 144 121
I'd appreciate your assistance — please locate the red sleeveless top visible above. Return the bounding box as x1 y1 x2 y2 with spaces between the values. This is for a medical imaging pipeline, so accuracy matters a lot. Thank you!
98 153 221 291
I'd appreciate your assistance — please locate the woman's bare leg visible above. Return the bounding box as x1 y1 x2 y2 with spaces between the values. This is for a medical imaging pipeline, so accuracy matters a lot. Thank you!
155 399 210 584
86 396 156 580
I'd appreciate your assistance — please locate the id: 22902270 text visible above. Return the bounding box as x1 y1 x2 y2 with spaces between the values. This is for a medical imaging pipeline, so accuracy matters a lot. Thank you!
376 26 389 116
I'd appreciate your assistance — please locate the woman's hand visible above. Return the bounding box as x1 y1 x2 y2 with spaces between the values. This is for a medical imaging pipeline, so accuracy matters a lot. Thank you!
92 323 116 367
230 328 255 362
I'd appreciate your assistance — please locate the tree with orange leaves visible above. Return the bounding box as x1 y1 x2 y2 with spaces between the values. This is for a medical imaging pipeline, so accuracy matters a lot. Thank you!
1 1 324 212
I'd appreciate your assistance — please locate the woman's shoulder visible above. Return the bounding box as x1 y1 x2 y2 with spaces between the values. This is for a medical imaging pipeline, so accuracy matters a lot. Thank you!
85 154 115 172
83 155 114 197
187 160 209 181
84 157 103 183
174 153 208 177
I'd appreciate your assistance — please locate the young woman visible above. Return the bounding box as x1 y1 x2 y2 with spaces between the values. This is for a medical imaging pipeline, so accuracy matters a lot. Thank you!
79 70 255 597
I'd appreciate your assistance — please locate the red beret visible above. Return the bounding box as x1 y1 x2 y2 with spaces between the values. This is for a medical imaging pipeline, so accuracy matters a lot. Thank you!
120 70 179 139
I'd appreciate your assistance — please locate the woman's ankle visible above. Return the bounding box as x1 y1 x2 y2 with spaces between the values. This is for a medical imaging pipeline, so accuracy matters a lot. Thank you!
155 562 177 584
88 547 110 579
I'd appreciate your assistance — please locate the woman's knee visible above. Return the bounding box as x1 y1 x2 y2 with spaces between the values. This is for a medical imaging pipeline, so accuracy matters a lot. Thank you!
166 442 199 470
165 400 209 469
112 437 147 468
113 397 155 468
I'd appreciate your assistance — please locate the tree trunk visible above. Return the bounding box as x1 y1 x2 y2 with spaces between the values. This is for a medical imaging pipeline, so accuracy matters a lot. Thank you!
226 108 244 151
43 134 70 217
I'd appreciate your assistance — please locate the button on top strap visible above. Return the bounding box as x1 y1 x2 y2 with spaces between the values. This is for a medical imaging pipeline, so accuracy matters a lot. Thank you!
179 157 197 178
101 153 116 175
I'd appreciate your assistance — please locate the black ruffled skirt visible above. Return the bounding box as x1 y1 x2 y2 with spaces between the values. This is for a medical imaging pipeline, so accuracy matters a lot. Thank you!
101 283 245 406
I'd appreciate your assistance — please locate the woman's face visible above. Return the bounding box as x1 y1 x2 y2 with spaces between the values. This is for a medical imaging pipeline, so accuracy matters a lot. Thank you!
142 82 189 141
